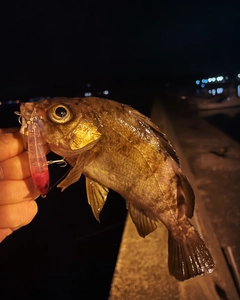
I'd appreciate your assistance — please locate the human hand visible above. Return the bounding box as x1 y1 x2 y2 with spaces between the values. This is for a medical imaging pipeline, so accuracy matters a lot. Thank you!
0 128 47 242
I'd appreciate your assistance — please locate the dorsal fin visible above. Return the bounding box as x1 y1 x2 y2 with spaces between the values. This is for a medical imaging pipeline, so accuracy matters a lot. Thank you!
131 109 180 165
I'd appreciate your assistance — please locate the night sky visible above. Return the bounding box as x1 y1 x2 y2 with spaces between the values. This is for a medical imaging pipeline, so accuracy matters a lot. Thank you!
1 1 240 96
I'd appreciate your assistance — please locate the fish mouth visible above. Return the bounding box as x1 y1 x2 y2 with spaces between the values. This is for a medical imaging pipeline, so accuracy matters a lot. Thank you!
20 102 35 120
18 102 42 150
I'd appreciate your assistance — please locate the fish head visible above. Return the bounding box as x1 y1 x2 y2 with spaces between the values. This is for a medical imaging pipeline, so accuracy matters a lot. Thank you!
19 97 102 157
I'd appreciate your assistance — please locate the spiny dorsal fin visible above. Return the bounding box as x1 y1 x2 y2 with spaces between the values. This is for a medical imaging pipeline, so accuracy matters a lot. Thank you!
131 109 180 165
86 177 109 222
127 202 159 237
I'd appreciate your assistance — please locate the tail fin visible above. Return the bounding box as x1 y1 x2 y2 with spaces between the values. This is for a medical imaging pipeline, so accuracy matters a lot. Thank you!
168 229 215 281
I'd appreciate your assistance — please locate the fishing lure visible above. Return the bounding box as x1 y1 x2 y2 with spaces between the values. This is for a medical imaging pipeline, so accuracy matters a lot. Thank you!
27 113 50 196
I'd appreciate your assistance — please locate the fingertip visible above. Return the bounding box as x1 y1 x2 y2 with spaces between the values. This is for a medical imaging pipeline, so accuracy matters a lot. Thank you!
0 200 39 229
0 228 13 243
24 200 38 225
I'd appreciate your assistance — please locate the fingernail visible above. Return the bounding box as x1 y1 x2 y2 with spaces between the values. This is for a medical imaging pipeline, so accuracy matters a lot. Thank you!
0 166 3 179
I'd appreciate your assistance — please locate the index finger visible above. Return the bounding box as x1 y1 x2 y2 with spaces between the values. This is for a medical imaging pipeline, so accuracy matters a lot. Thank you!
0 131 24 162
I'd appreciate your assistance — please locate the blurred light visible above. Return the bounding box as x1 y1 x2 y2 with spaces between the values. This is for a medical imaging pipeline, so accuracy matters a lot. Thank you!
208 90 212 94
211 77 216 82
103 90 109 95
8 100 13 104
212 89 216 96
227 97 230 101
196 80 200 85
87 83 91 88
238 74 240 78
217 88 223 94
225 76 229 80
0 101 2 105
217 76 223 81
237 85 240 96
201 79 208 83
201 84 205 88
84 92 92 97
208 78 212 82
15 100 20 104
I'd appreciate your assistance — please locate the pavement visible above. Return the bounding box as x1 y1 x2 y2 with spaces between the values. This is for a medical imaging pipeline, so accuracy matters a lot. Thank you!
109 98 240 300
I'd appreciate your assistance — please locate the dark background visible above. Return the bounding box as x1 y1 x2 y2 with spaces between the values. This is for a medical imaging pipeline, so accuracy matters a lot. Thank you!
0 1 240 299
1 1 240 99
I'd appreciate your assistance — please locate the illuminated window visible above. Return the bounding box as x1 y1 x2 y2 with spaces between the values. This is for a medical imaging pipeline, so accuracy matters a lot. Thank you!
217 88 223 94
237 85 240 96
217 76 223 81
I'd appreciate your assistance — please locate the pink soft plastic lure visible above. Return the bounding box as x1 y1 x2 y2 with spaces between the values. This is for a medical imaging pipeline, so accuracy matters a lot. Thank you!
27 115 50 196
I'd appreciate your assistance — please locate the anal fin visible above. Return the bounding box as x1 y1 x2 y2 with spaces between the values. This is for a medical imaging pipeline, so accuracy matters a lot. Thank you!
127 202 159 237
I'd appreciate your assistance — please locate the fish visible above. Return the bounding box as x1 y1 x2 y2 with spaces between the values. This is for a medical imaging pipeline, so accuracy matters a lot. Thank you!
19 97 215 281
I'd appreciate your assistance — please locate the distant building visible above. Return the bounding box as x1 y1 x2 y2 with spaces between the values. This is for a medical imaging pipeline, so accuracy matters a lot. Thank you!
195 74 240 97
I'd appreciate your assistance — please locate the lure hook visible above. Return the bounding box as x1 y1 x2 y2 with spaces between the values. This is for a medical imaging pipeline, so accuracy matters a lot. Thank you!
14 111 22 124
47 158 67 167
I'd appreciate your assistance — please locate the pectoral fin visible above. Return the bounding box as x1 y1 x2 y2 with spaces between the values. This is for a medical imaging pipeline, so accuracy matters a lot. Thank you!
58 152 92 191
86 178 109 222
127 202 159 237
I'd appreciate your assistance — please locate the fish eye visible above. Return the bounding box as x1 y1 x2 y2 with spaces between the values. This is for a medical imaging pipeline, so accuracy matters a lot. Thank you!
56 106 67 118
48 105 72 123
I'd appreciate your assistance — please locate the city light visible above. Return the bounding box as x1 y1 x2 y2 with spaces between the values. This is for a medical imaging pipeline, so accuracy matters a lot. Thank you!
103 90 109 95
84 92 92 97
